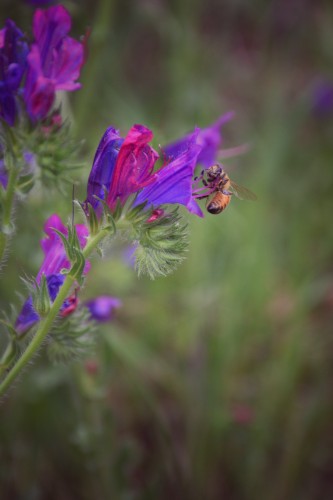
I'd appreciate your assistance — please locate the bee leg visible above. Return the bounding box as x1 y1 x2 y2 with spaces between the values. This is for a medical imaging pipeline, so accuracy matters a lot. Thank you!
222 190 232 195
195 193 210 200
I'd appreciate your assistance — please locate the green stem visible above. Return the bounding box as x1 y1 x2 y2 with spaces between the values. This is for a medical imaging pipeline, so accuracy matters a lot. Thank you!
0 162 19 264
0 229 109 397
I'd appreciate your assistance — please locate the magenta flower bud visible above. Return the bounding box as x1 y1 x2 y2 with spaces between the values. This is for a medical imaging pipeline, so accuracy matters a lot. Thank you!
106 124 159 210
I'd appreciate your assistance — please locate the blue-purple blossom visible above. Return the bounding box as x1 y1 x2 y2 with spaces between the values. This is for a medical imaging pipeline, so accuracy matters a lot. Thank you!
0 20 29 125
134 129 203 216
85 127 123 216
163 112 234 168
24 5 84 121
85 296 122 322
85 123 203 217
15 214 90 335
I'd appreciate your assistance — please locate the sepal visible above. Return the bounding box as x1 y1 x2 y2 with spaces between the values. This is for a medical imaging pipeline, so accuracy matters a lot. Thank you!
52 224 86 284
130 207 189 279
24 119 83 192
47 307 97 363
33 274 51 317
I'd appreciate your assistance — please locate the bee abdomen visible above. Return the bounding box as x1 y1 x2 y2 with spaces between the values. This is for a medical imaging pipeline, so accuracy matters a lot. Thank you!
206 193 231 215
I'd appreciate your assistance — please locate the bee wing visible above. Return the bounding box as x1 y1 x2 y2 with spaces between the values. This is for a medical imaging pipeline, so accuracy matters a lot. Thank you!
230 180 257 201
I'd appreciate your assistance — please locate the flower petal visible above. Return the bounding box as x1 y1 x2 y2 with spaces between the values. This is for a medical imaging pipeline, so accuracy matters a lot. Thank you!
85 127 123 215
135 129 203 216
107 124 159 209
163 112 234 168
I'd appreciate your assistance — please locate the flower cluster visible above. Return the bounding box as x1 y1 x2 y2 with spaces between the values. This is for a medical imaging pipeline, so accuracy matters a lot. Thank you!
84 112 234 221
15 214 120 336
0 2 249 395
14 113 234 336
0 4 83 126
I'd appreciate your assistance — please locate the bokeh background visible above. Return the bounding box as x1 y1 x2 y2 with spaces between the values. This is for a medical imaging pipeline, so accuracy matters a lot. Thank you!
1 0 333 498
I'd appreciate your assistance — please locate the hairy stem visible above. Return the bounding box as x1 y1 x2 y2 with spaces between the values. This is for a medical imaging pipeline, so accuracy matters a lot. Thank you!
0 229 109 397
0 161 19 265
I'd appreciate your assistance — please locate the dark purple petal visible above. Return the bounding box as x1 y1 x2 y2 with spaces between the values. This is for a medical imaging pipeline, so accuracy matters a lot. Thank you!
163 112 234 168
0 19 28 125
50 36 83 91
85 127 123 216
85 296 122 323
25 0 56 5
46 273 65 301
107 124 159 209
0 87 17 125
134 129 203 216
15 273 65 336
33 5 71 72
15 296 39 336
0 158 8 188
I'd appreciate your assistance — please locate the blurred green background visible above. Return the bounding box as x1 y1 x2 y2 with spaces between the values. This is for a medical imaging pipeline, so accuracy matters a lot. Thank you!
1 0 333 498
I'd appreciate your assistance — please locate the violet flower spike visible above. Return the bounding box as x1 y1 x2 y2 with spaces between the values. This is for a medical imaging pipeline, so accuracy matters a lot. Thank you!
163 112 234 168
15 214 90 335
24 5 84 121
0 20 29 125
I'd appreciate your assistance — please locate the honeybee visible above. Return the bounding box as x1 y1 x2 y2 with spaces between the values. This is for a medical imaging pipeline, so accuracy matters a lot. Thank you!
197 164 257 215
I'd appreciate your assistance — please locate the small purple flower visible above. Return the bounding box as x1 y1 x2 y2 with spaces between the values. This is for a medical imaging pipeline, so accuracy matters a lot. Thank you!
0 20 29 125
84 296 122 322
85 127 123 216
311 80 333 117
24 5 84 121
163 112 234 168
15 214 90 335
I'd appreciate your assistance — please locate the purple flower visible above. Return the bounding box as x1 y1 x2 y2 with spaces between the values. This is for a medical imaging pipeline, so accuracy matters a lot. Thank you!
311 80 333 117
85 127 124 216
85 123 203 217
163 112 234 168
134 129 203 216
24 5 84 121
15 214 90 335
84 296 122 322
0 20 29 125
